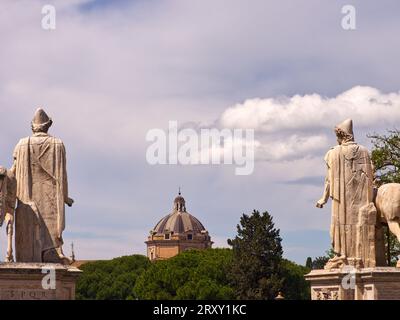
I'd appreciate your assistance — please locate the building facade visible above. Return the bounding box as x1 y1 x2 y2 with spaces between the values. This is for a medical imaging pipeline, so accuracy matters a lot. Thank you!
146 192 213 261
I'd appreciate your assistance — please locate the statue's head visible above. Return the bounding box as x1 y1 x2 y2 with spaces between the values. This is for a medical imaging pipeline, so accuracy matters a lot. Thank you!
334 119 354 144
31 108 53 133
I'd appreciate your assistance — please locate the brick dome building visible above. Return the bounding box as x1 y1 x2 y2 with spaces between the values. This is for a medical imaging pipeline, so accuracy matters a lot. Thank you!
146 191 213 261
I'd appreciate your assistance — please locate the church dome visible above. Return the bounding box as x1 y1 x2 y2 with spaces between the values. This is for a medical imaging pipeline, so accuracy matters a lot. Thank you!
146 190 213 261
154 211 206 234
152 192 207 235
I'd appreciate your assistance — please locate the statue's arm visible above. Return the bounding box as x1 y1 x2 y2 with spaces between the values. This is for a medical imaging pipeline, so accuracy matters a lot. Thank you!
5 175 16 212
61 143 74 207
66 197 74 207
316 176 330 208
9 159 16 175
316 150 333 209
316 165 331 208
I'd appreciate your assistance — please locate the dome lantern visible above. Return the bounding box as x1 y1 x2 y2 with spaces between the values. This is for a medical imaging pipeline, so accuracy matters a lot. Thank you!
174 188 186 212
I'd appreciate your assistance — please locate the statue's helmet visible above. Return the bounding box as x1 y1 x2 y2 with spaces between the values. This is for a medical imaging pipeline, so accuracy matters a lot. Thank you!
31 108 53 132
334 119 354 141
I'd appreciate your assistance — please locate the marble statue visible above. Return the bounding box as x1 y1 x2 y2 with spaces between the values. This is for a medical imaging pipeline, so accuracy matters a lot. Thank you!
307 119 400 300
316 119 385 269
376 183 400 267
0 166 16 262
9 108 74 264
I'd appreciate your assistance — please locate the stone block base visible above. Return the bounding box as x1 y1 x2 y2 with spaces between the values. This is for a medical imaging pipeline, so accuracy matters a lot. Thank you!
305 267 400 300
0 263 82 300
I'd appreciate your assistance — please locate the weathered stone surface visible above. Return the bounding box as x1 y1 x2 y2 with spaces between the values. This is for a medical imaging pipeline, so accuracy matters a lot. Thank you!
376 183 400 267
0 167 16 262
316 119 386 269
8 108 74 264
0 263 81 300
309 119 400 299
306 267 400 300
0 110 81 300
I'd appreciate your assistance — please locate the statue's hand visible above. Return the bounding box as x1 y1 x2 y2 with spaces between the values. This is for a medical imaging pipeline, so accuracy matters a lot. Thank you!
316 199 326 208
66 197 74 207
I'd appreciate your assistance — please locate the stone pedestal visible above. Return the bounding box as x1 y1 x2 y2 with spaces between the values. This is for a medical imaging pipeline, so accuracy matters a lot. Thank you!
0 263 82 300
305 267 400 300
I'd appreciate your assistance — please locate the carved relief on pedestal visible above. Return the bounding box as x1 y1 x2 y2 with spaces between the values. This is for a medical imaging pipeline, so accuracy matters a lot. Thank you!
313 287 340 300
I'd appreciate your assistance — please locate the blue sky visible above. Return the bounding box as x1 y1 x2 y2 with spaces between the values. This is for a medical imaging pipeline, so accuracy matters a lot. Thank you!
1 0 400 264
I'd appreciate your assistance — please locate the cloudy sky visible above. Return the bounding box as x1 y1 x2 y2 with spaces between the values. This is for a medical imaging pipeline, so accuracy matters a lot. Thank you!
1 0 400 264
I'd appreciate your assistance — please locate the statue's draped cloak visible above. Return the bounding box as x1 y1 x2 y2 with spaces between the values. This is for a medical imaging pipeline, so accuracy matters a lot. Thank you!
325 142 374 259
0 171 7 225
13 133 68 262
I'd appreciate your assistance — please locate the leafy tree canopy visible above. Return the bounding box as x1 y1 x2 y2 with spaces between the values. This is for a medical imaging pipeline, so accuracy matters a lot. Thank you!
76 211 311 300
228 210 283 300
134 248 235 300
280 259 310 300
76 255 150 300
370 130 400 185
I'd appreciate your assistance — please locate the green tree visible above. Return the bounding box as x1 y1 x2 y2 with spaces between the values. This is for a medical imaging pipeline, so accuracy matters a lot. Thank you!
311 256 329 269
134 249 235 300
370 130 400 265
227 210 283 300
305 257 313 269
370 130 400 185
280 259 310 300
76 255 150 300
309 249 335 270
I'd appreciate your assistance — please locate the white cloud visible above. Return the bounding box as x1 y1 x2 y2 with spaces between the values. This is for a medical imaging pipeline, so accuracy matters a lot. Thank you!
219 86 400 161
256 134 329 161
221 86 400 132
